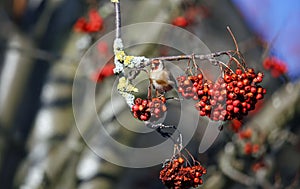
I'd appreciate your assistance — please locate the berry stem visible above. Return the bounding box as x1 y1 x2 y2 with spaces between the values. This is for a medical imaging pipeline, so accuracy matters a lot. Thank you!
215 59 235 74
227 26 239 53
231 56 246 72
181 153 192 167
184 148 196 165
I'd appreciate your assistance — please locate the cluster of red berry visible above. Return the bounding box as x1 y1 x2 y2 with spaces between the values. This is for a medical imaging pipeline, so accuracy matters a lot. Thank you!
238 128 252 139
160 157 206 189
131 97 167 121
233 127 260 156
74 9 103 33
263 56 287 78
90 63 115 83
244 142 260 155
222 68 266 120
177 68 266 121
148 97 167 121
251 161 266 172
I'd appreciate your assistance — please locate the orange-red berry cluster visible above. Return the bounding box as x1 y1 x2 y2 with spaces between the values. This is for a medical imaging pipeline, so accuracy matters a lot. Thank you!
132 97 167 121
251 161 266 172
90 63 115 83
263 56 287 78
74 9 103 33
244 142 260 155
148 97 167 121
177 68 266 121
160 157 206 189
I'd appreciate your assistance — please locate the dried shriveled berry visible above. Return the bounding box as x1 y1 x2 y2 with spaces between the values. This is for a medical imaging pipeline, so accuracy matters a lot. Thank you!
160 157 206 189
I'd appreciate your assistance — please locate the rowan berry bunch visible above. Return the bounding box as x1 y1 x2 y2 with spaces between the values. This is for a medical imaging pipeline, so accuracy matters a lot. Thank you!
148 96 167 121
243 142 260 155
263 56 287 78
74 8 104 33
131 96 167 121
132 98 151 121
223 67 266 120
177 67 266 121
160 157 206 189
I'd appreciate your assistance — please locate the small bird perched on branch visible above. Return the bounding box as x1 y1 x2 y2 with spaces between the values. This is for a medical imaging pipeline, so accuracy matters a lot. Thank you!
150 59 174 93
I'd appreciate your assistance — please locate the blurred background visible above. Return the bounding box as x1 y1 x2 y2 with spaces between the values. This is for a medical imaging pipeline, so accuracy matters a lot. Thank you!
0 0 300 188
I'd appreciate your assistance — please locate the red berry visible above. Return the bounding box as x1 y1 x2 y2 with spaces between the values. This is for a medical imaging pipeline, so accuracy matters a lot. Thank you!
218 96 224 102
132 104 139 112
228 92 237 99
234 87 240 94
192 86 198 93
244 142 252 155
236 69 242 75
178 87 183 93
233 107 240 113
243 79 250 86
257 72 264 77
241 102 247 107
239 89 246 96
247 92 254 98
172 16 188 27
241 73 247 79
221 110 227 116
205 105 211 111
213 111 220 117
227 85 234 92
231 74 238 80
210 99 217 106
154 108 161 115
252 144 260 153
263 88 267 94
250 87 257 93
178 157 185 164
140 114 148 121
199 111 206 116
237 81 243 88
194 177 200 183
247 68 254 73
256 94 263 100
224 75 232 83
226 100 233 105
257 87 263 94
256 76 263 83
199 101 206 107
233 100 240 107
244 85 251 92
198 90 204 96
138 105 144 111
142 100 148 106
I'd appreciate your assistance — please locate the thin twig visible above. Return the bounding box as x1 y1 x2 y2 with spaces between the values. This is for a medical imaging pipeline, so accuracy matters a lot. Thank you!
231 56 246 72
181 153 192 167
113 1 121 39
227 26 239 53
151 51 229 62
184 148 196 165
211 59 234 74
